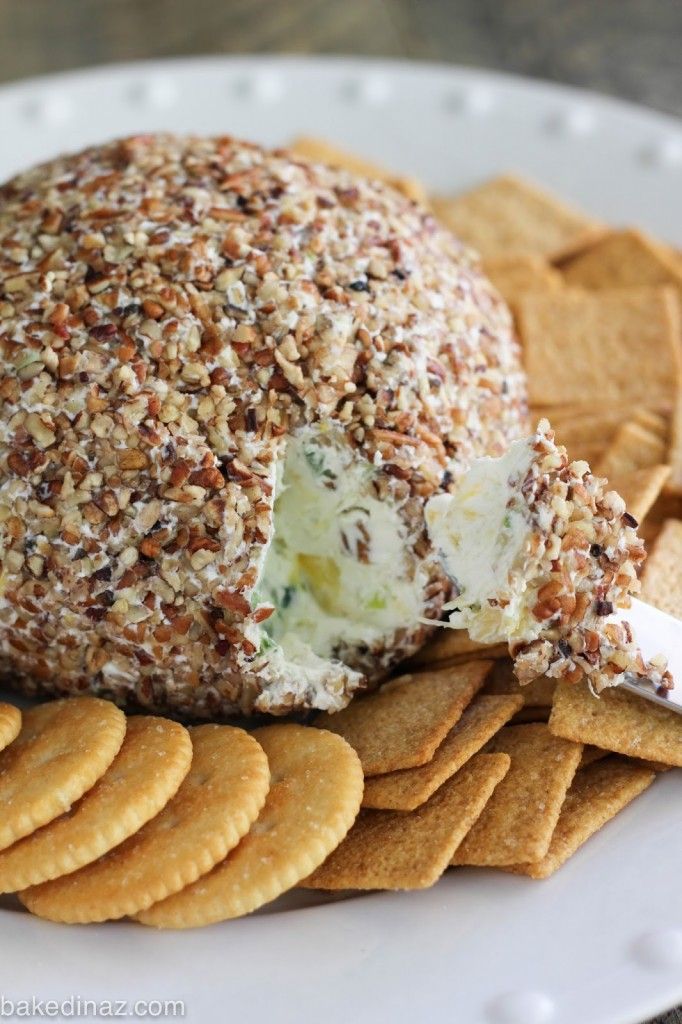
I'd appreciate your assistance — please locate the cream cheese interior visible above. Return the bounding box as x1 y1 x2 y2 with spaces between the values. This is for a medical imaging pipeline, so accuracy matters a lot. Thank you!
252 428 428 684
425 437 542 644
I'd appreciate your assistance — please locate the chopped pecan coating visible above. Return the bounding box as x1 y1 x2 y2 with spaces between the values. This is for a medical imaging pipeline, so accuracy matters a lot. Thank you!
0 135 526 716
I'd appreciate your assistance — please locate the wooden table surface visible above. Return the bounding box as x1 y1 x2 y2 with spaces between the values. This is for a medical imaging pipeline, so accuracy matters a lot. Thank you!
0 1 680 1021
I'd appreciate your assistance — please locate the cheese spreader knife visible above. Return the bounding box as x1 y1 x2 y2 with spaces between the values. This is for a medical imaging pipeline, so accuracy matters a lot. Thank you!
618 598 682 712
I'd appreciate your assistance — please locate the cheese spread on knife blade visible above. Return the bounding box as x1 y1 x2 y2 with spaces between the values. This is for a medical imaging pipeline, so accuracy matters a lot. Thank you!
426 421 671 693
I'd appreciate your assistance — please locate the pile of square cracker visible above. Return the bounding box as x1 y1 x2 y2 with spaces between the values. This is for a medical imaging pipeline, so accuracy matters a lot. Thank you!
292 139 682 890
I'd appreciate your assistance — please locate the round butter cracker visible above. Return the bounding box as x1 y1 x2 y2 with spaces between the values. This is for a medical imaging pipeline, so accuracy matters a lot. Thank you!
0 702 21 753
0 697 126 852
0 715 192 892
136 724 363 929
20 724 269 923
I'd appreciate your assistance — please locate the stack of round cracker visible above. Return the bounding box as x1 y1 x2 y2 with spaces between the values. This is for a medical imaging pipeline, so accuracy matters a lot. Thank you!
0 697 363 928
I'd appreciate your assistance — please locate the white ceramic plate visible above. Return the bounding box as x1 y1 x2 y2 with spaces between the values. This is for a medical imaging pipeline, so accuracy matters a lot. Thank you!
1 56 682 1024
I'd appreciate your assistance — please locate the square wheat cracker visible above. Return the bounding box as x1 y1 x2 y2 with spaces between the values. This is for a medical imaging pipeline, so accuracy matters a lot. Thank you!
362 694 522 811
450 723 582 867
483 255 563 304
507 758 655 879
519 287 681 408
562 229 682 299
510 706 551 724
407 629 506 669
665 392 682 493
289 137 427 205
549 681 682 766
633 408 669 440
303 753 510 891
640 519 682 619
579 746 609 768
607 465 670 524
431 175 604 261
596 421 667 479
483 658 556 707
315 661 491 776
550 410 626 464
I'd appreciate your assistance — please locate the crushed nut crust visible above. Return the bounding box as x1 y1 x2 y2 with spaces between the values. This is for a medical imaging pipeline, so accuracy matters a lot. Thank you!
0 134 525 716
510 422 671 693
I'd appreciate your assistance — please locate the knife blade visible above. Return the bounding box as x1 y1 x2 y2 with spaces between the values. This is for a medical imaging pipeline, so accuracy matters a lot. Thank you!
617 598 682 713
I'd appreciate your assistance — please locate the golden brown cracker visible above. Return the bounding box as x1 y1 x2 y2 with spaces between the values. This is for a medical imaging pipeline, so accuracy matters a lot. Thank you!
362 694 522 810
666 391 682 493
539 403 636 426
579 745 609 768
640 518 682 618
596 421 667 479
0 716 193 893
562 229 682 298
450 724 582 867
609 464 671 524
483 659 556 707
632 758 672 773
408 629 506 669
615 462 672 519
509 705 551 724
20 725 270 923
288 137 427 204
508 758 655 878
315 661 492 776
520 288 681 408
549 681 682 767
633 408 669 440
551 414 623 464
137 725 363 927
304 753 510 891
0 697 126 853
432 175 604 261
483 255 563 303
0 702 20 753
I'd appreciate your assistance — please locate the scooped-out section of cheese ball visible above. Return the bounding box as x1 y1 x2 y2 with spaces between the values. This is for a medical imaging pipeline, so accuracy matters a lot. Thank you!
0 134 526 717
254 427 433 692
426 421 671 694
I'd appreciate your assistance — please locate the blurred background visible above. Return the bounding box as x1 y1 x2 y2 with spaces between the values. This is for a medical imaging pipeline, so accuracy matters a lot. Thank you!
0 0 680 116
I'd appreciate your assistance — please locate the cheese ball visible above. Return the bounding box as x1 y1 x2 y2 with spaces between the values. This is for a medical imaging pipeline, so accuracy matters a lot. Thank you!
0 135 526 716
